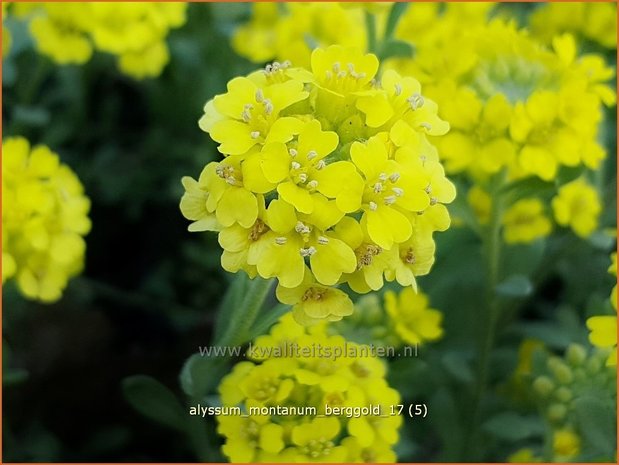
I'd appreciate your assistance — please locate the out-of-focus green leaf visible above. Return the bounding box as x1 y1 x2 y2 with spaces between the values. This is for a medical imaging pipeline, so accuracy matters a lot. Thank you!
482 412 544 441
122 375 186 432
573 396 616 457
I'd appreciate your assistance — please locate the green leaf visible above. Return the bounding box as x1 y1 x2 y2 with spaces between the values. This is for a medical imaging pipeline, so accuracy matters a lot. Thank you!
482 412 544 441
122 375 186 432
214 272 249 341
378 39 415 61
572 395 616 457
248 303 290 341
180 354 229 399
496 274 533 297
441 352 474 384
384 2 410 40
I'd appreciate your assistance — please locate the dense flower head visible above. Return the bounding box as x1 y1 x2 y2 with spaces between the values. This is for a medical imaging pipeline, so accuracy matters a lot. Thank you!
529 2 617 50
2 137 91 302
388 19 615 182
7 2 187 79
217 313 402 463
182 45 455 324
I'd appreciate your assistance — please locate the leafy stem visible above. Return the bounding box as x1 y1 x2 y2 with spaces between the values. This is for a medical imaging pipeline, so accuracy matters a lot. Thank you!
466 171 507 459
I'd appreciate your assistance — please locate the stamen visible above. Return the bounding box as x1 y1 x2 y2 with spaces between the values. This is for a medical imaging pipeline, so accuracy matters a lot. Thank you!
250 131 260 139
289 148 298 157
407 93 425 110
275 236 287 245
298 173 308 183
369 201 378 211
255 89 264 103
316 160 326 170
430 197 438 206
295 221 311 234
378 173 388 182
392 187 404 197
384 195 396 205
419 122 432 131
291 161 301 170
394 83 402 96
307 150 317 160
318 236 329 245
389 172 401 183
300 246 317 257
373 182 383 193
332 62 341 73
263 99 273 115
307 180 318 189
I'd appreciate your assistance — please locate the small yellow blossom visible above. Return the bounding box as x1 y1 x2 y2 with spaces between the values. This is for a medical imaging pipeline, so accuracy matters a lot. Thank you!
502 198 552 244
468 185 492 225
384 287 443 345
553 428 581 460
508 448 542 463
551 178 601 238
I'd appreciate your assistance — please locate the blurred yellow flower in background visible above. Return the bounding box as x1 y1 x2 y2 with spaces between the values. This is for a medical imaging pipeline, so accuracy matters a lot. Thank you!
502 198 552 244
551 178 601 238
384 287 443 345
2 137 91 302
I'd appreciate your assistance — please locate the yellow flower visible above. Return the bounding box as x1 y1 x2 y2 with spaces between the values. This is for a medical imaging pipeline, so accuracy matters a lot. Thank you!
233 3 367 69
351 135 429 249
384 287 443 345
553 428 581 460
551 178 601 238
530 2 617 49
2 137 91 302
200 73 309 156
216 314 401 462
30 9 93 65
586 316 617 366
502 198 552 244
276 269 353 325
290 417 348 462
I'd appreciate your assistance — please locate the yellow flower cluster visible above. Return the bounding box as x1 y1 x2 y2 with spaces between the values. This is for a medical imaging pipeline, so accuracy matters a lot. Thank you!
530 2 617 50
2 137 91 302
388 19 615 182
329 287 444 349
181 45 455 324
232 3 368 69
9 2 187 79
587 253 617 366
217 313 401 463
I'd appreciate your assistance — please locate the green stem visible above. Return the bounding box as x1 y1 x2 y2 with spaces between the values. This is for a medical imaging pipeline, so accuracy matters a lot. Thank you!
215 276 273 347
365 11 377 54
465 175 506 460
